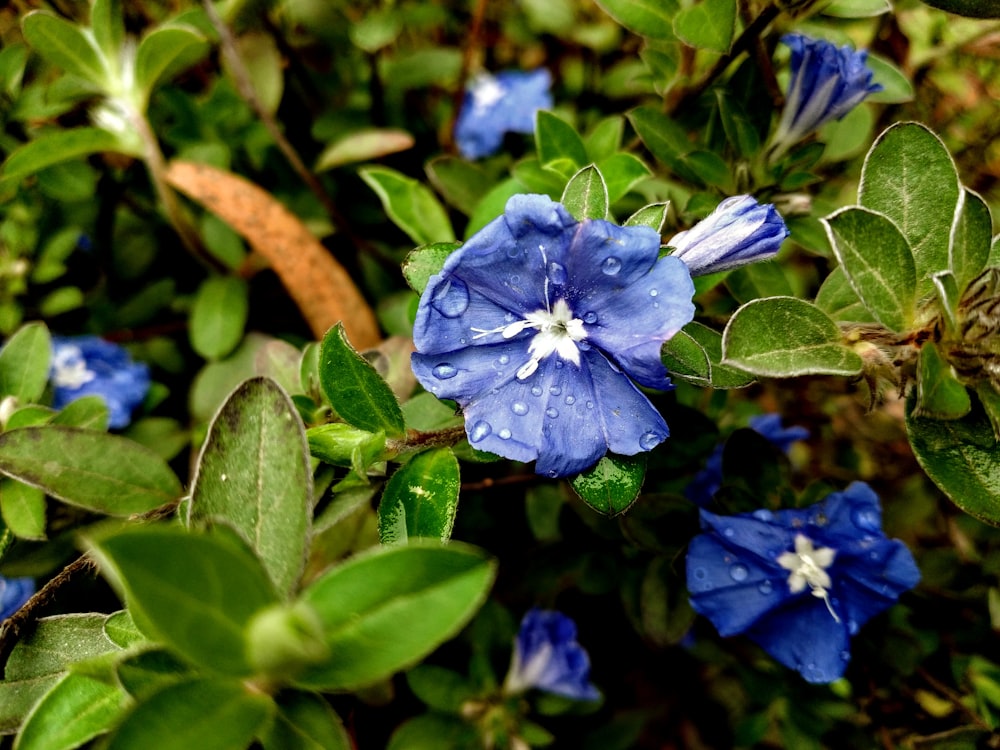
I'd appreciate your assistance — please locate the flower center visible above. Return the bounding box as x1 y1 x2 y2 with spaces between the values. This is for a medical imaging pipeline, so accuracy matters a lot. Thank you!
776 534 840 622
470 75 505 111
51 346 96 389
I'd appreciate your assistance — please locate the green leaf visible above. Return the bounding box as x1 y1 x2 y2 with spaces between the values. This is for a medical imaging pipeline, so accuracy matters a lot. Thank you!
593 0 678 39
425 157 491 216
466 178 521 237
822 0 891 16
402 242 460 295
134 24 209 105
319 323 405 438
189 276 248 360
932 270 961 332
714 89 761 157
561 165 609 221
105 678 273 750
15 673 127 750
296 542 495 691
976 384 1000 441
360 166 455 246
307 423 386 470
0 427 182 516
661 330 711 386
917 0 1000 17
906 394 1000 526
725 263 794 305
915 342 972 419
584 116 625 162
378 448 460 543
190 377 312 598
624 202 669 232
0 322 51 403
673 0 735 52
90 0 124 63
722 297 864 377
260 691 351 750
535 111 589 170
115 649 192 702
0 677 61 735
814 266 876 323
684 321 755 388
822 206 917 332
6 614 123 681
1 128 139 188
315 128 414 172
865 54 914 104
51 395 110 430
627 107 707 186
405 665 478 714
21 11 108 88
0 478 45 540
570 453 647 515
88 526 279 675
597 153 651 203
859 122 961 290
950 188 993 292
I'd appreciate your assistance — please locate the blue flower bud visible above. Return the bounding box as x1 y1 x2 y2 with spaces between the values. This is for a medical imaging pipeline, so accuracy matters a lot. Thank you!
455 69 553 160
0 575 34 620
503 608 600 701
51 336 150 429
667 195 789 277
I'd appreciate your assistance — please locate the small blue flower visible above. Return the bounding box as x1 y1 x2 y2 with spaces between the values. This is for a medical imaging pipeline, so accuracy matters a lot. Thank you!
686 482 920 683
503 608 600 701
411 194 695 477
51 337 150 429
455 69 553 160
686 413 808 506
0 575 34 620
667 196 789 277
770 33 882 160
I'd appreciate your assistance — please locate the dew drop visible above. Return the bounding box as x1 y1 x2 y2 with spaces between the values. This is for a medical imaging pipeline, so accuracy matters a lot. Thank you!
847 619 859 635
586 401 594 409
497 354 510 365
758 580 773 595
507 245 521 258
751 509 774 522
693 567 707 580
601 256 622 275
510 274 520 284
578 341 591 351
639 431 660 450
729 564 748 582
432 363 457 380
468 420 491 443
498 428 512 440
649 288 658 297
549 385 562 396
548 262 568 285
722 527 735 538
511 401 529 416
545 407 559 418
554 360 565 369
531 385 543 397
430 277 470 317
564 395 576 405
583 311 598 324
547 469 559 478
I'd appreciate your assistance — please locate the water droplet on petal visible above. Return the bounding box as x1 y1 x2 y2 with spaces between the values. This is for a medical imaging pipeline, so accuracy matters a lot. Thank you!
554 360 564 369
498 354 510 365
693 567 707 580
602 256 622 275
847 619 859 635
531 385 543 397
583 311 598 324
752 509 774 522
758 580 773 594
511 401 528 416
432 363 457 380
639 431 660 450
545 407 559 418
649 288 658 297
722 527 735 538
510 274 520 283
578 340 591 351
548 262 568 285
851 507 880 532
549 385 562 396
729 564 748 582
547 469 559 478
498 428 511 440
840 650 851 662
468 420 491 443
564 395 575 405
586 401 594 409
430 277 470 317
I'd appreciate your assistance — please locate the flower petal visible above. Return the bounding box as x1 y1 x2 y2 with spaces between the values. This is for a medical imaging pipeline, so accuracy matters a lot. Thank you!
746 598 851 683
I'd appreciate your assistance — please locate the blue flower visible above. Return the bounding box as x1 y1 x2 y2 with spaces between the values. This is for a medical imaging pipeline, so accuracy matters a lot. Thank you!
455 69 553 160
770 33 882 160
503 608 600 701
686 413 808 506
411 194 696 477
667 196 789 277
686 482 920 683
0 575 34 620
51 337 150 429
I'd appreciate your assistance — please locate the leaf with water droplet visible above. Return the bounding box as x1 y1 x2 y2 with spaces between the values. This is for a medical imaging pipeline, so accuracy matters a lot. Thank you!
570 453 647 515
378 448 460 543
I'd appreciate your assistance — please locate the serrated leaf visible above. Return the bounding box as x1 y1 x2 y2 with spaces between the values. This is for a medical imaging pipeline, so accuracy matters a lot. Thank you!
0 427 182 515
673 0 735 52
105 678 273 750
190 377 311 598
915 342 972 419
950 188 993 292
135 25 209 105
593 0 678 39
378 448 460 543
260 691 351 750
315 129 414 172
822 206 916 332
561 165 608 221
296 542 495 691
402 243 461 295
21 11 109 89
360 166 455 246
722 297 863 377
535 111 589 170
319 324 405 438
570 453 647 515
0 478 45 540
15 673 127 750
906 394 1000 526
0 322 51 403
859 122 960 291
89 526 279 675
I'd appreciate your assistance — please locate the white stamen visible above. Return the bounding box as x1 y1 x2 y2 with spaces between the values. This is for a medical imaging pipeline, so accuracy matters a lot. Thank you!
51 346 96 389
777 534 840 622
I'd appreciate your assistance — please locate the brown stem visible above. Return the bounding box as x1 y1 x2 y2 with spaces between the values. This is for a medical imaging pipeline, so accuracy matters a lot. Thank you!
447 0 490 151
